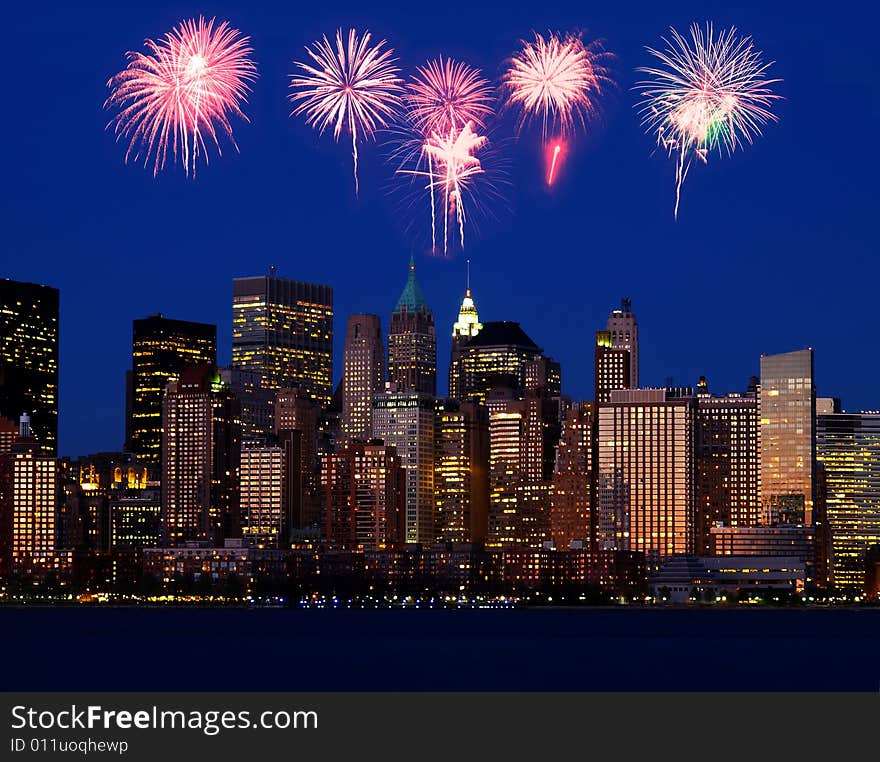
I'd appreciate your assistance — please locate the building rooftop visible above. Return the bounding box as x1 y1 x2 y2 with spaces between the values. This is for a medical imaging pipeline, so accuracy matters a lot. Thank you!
395 257 429 313
463 321 539 350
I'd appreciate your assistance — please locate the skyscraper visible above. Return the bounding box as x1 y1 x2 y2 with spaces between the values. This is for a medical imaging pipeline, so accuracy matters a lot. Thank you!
435 400 490 544
598 388 696 559
550 403 595 550
759 349 816 525
594 330 630 404
241 442 292 549
232 275 334 407
372 386 436 544
219 366 274 442
0 279 59 455
455 322 543 405
161 366 241 546
817 410 880 591
342 314 384 441
606 298 639 388
129 314 216 465
274 387 319 530
0 415 60 576
695 378 760 554
387 258 436 396
320 440 405 550
449 262 483 400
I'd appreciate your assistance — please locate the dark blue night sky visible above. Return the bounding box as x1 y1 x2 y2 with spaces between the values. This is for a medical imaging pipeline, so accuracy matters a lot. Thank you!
4 0 877 457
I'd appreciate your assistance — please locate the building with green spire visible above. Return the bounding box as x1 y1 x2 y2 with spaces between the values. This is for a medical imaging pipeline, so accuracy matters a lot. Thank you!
387 257 436 396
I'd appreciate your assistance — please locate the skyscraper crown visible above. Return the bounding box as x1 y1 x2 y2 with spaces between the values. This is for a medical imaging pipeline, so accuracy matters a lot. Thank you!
395 257 429 313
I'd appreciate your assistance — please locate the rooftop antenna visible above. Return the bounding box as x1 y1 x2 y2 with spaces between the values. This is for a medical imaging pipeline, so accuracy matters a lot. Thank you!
466 258 471 296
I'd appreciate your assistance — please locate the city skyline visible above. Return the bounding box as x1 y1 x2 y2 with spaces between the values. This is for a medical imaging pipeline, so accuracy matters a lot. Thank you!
6 1 877 459
0 268 859 460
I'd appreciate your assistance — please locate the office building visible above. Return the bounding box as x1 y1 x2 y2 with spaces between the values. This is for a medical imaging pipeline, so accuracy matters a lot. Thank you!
387 259 436 396
320 440 405 550
435 401 490 544
594 330 630 404
695 379 760 554
342 314 384 441
0 415 60 575
759 349 816 525
606 298 639 388
448 265 483 400
232 274 333 406
455 322 543 405
597 389 696 559
240 442 291 549
372 386 436 544
550 403 595 550
129 314 216 465
274 386 319 530
160 366 241 546
220 366 274 442
0 279 59 455
817 410 880 590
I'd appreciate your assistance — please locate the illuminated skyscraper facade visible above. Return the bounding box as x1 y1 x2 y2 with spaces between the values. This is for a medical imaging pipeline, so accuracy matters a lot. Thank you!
435 401 490 544
274 387 319 530
387 259 436 396
551 403 595 550
759 349 816 525
161 366 241 546
598 389 696 559
129 314 216 465
595 330 630 404
342 314 384 441
817 411 880 590
448 271 482 400
0 417 59 576
241 443 285 549
0 279 59 455
606 298 639 388
695 381 760 554
320 441 405 550
371 387 436 544
455 322 543 405
232 275 334 407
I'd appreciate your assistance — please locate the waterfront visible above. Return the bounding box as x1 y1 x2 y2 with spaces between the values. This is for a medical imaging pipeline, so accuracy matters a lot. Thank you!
2 607 878 691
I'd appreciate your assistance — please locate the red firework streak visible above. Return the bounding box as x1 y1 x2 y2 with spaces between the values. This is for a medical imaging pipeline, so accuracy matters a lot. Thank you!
546 140 566 185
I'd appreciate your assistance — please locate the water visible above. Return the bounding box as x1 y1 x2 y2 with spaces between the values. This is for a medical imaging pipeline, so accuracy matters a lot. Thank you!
2 606 878 691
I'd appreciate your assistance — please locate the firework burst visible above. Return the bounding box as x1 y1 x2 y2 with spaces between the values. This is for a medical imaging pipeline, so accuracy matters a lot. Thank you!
502 31 610 138
636 23 781 218
393 120 497 256
407 57 494 136
289 28 404 195
105 16 257 177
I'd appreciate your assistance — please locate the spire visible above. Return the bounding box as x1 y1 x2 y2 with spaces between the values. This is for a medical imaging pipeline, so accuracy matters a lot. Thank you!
395 256 428 313
453 260 482 339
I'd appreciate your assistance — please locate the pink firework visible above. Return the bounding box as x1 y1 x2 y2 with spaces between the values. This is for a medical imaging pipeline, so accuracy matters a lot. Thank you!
407 57 494 136
289 29 404 195
502 31 610 139
398 121 488 255
105 17 257 177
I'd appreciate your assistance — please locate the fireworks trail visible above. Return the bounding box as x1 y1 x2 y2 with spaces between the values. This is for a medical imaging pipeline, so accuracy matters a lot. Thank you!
289 28 404 195
397 122 488 255
407 56 494 136
502 30 611 183
636 23 781 218
105 17 257 177
547 142 563 185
